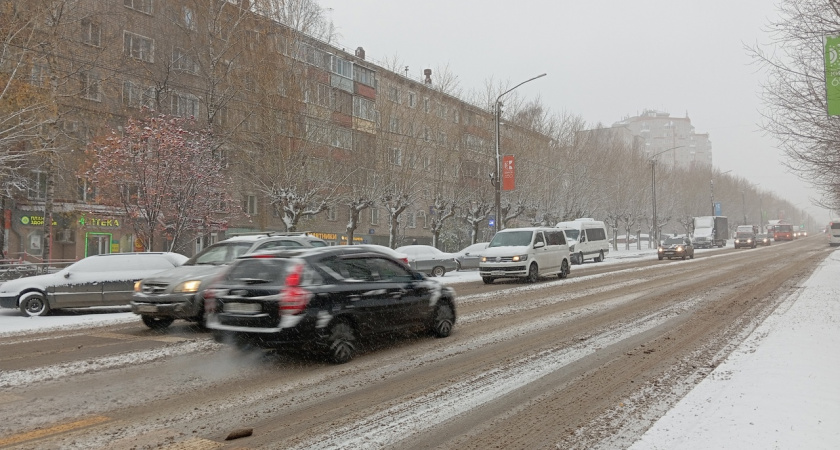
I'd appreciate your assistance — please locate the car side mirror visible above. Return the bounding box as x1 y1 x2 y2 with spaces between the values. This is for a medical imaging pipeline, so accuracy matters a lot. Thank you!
534 242 545 249
412 271 425 281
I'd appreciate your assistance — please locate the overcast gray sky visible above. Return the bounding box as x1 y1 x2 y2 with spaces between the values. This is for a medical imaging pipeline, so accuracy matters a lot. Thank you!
319 0 830 223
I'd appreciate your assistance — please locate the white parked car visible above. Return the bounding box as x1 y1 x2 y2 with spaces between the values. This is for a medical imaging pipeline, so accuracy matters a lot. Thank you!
0 252 188 317
394 245 458 277
454 242 490 270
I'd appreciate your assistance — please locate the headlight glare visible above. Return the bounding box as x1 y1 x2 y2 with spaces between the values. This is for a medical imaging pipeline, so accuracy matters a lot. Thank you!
174 280 201 293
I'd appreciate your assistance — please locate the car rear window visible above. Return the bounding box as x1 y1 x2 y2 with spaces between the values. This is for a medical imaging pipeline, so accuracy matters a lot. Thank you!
189 242 253 265
224 258 292 284
832 223 840 230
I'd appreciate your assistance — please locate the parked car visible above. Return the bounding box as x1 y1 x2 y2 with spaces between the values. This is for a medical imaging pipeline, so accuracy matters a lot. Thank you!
346 244 410 266
393 245 458 277
657 236 694 260
0 252 188 317
479 227 571 284
454 242 490 270
734 231 757 249
756 233 772 246
206 246 457 363
132 233 328 329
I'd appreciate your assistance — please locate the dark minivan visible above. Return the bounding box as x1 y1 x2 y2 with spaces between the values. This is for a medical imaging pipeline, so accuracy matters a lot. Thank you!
206 246 457 363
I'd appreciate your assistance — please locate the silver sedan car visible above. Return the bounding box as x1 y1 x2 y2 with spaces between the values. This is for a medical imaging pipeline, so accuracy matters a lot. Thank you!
394 245 458 277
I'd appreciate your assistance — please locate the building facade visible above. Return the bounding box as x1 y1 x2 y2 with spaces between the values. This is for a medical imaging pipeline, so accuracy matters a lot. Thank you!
612 109 712 169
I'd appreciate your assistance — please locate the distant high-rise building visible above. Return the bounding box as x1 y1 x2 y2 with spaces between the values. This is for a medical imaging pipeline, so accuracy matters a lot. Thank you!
612 109 712 169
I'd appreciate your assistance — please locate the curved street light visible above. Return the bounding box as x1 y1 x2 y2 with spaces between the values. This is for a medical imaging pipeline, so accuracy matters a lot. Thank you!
493 73 547 235
649 146 684 246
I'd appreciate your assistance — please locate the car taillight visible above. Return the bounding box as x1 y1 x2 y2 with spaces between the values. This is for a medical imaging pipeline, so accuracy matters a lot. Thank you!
401 257 409 265
279 263 311 316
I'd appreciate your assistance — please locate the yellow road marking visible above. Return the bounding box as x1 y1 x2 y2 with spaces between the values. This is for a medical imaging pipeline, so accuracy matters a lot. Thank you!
0 415 110 447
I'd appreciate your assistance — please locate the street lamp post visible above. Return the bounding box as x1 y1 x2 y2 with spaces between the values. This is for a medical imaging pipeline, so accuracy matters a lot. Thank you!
649 146 684 246
494 73 546 235
710 169 732 216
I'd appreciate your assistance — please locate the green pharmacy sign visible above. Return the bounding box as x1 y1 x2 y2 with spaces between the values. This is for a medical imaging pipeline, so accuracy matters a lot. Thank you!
826 35 840 116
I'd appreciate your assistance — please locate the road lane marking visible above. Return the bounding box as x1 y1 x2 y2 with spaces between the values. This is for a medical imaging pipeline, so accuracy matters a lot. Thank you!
0 415 110 447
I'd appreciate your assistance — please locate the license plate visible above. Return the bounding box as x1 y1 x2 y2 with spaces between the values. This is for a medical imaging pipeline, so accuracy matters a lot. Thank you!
136 305 157 313
491 271 505 276
224 302 261 314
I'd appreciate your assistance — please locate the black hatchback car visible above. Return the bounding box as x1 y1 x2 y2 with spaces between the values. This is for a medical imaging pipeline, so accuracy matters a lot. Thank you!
205 246 457 363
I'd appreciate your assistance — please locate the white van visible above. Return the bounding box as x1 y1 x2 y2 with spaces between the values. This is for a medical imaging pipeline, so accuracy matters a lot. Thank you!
479 227 571 284
555 219 610 264
829 221 840 246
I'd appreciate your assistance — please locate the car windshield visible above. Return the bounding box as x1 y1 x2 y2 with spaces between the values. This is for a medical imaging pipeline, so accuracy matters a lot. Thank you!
736 232 754 238
562 229 580 241
188 242 253 265
663 237 684 245
310 240 328 247
489 231 533 247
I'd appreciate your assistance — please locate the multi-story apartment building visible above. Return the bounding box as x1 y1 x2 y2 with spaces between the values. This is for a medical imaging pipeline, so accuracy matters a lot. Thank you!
612 109 712 169
2 0 554 260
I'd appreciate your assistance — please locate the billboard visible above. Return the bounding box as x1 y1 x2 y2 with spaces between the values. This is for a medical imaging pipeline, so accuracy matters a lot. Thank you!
826 35 840 116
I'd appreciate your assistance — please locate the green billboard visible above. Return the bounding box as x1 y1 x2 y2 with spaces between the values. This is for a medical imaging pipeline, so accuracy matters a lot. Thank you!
826 35 840 116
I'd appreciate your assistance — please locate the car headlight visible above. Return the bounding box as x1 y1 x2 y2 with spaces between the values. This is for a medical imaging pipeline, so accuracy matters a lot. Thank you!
174 280 201 293
512 255 528 262
658 247 664 252
481 256 487 262
747 239 752 243
134 280 142 292
676 246 683 252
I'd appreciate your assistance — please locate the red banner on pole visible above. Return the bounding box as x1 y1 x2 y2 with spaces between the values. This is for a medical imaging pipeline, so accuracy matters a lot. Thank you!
502 155 515 191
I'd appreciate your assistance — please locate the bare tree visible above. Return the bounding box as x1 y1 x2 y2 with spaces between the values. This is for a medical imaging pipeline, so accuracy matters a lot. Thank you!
748 0 840 210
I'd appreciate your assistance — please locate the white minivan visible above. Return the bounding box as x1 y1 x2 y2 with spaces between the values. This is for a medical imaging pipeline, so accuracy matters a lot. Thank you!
479 227 571 284
556 219 610 265
829 221 840 246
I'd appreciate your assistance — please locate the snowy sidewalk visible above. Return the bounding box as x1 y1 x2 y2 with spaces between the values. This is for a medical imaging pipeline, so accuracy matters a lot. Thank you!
630 249 840 449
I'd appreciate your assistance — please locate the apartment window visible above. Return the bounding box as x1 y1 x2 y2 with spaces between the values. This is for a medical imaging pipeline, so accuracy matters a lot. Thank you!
30 64 48 87
124 0 152 14
327 207 337 221
245 30 260 51
172 48 198 74
353 96 375 121
81 19 101 46
316 83 332 108
244 195 258 215
408 154 417 169
438 132 447 145
423 155 432 171
122 80 155 109
77 178 97 202
390 148 403 166
423 97 430 113
170 92 199 117
332 56 352 78
183 6 196 30
79 71 101 101
271 33 287 54
407 211 417 228
353 65 375 87
453 110 460 124
370 207 379 225
389 117 400 133
332 128 352 150
28 171 47 200
408 91 417 108
212 192 228 212
124 31 154 62
387 85 401 103
423 127 430 142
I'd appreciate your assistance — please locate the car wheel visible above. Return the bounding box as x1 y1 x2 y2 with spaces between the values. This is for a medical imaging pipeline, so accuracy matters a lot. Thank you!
141 315 174 330
689 253 694 259
682 254 687 260
577 252 585 265
327 319 356 364
558 259 570 279
19 292 50 317
482 276 494 284
432 266 446 277
430 302 455 338
658 256 663 260
526 263 539 283
594 250 604 263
